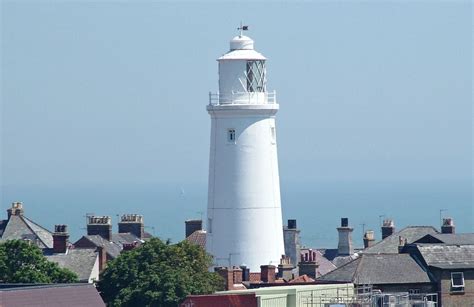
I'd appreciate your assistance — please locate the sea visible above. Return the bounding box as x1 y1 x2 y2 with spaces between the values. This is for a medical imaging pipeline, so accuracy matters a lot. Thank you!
1 180 472 249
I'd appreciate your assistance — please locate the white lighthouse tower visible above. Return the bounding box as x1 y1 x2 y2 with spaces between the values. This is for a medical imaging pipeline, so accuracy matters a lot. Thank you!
206 28 284 272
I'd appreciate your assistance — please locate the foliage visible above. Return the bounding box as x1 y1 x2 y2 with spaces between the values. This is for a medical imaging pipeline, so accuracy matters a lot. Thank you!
98 238 224 307
0 239 78 283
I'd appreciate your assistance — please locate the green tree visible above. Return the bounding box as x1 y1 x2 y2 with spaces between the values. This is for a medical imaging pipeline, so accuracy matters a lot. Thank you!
0 239 78 283
98 238 224 307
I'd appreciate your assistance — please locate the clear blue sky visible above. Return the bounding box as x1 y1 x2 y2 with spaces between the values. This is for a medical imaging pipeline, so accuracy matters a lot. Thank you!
1 1 472 243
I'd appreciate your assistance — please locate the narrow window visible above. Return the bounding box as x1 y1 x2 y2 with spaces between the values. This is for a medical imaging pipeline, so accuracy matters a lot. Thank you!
227 129 236 143
451 272 465 292
207 218 212 233
270 126 276 144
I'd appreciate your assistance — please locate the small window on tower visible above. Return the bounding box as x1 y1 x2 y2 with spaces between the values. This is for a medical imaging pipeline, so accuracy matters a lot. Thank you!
270 126 276 144
227 129 236 143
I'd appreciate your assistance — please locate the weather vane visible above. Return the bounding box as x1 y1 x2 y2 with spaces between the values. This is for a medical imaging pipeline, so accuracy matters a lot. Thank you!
237 22 249 36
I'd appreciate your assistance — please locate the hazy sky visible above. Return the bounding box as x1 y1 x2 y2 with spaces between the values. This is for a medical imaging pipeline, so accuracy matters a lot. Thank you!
1 2 472 198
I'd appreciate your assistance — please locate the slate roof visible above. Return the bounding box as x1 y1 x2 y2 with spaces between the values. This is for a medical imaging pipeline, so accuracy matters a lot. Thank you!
186 230 206 249
317 248 361 267
414 233 474 245
0 283 105 306
300 249 337 276
46 248 98 282
416 244 474 269
0 215 53 249
74 233 141 259
318 254 431 285
76 235 122 259
362 226 439 254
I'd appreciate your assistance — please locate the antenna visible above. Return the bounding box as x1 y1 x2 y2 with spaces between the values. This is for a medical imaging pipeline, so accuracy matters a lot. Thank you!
439 209 448 228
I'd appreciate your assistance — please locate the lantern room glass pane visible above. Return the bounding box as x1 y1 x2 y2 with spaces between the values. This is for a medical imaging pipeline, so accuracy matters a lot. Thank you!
246 60 266 92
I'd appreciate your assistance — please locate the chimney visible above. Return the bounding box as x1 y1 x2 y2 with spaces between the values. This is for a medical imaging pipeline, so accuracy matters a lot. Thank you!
53 224 69 254
215 267 234 290
398 236 408 253
240 265 250 282
283 219 301 267
233 267 242 284
337 218 353 256
7 202 24 219
185 219 203 238
278 255 294 281
118 214 144 239
441 217 455 234
97 246 107 271
298 250 319 279
363 230 375 249
260 265 276 283
87 216 112 241
381 219 395 239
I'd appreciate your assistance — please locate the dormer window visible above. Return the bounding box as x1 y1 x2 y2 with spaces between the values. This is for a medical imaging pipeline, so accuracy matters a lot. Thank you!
246 60 266 92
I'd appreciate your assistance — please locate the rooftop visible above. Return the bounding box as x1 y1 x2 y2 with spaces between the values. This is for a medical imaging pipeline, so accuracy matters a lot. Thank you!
317 253 431 285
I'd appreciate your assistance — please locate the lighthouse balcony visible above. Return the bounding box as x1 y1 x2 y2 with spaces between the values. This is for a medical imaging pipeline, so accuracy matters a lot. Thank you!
209 91 276 106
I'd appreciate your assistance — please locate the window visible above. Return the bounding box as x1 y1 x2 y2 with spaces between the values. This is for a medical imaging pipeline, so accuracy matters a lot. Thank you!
270 126 276 144
207 218 212 233
227 129 236 143
408 289 420 294
246 60 266 92
451 272 465 293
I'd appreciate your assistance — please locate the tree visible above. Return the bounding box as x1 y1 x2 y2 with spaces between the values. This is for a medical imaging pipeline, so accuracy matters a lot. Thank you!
98 238 224 307
0 239 78 283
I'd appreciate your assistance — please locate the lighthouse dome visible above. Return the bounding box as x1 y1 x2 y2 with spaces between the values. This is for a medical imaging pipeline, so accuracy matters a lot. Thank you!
230 35 254 50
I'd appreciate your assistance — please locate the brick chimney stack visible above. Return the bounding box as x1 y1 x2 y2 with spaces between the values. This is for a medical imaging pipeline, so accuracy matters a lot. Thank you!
260 265 276 283
185 219 203 238
337 218 353 256
298 250 319 279
441 217 455 234
215 267 234 290
381 219 395 239
283 219 301 268
53 224 69 254
363 230 375 249
118 214 144 239
7 202 24 219
87 216 112 241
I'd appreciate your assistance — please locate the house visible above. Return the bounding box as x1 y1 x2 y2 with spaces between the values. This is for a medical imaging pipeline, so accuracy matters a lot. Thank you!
403 227 474 307
361 223 439 254
0 284 105 307
0 202 53 249
44 225 102 283
74 215 144 261
0 203 100 282
317 253 434 294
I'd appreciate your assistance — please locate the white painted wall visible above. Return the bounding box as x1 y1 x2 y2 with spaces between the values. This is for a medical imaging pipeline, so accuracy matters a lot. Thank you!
206 35 284 271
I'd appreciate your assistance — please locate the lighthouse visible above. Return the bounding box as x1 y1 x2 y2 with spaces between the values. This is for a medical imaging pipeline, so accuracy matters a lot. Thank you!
206 28 284 271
